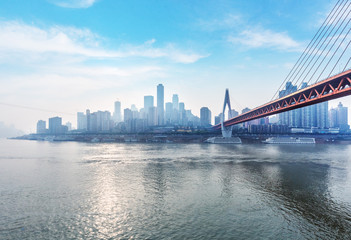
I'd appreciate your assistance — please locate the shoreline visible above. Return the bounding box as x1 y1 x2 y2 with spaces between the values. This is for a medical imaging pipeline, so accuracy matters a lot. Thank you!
10 132 351 144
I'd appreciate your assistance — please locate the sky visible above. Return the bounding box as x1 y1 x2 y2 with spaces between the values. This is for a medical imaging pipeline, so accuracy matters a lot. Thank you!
0 0 348 132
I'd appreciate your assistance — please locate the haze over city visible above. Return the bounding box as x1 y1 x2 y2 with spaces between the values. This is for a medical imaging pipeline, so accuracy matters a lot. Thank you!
0 0 350 133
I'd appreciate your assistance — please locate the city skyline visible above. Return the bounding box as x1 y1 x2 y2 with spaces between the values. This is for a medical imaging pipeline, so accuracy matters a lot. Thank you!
1 0 351 133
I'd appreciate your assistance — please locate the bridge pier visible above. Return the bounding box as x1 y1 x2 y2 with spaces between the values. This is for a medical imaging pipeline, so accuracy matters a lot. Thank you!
221 89 233 138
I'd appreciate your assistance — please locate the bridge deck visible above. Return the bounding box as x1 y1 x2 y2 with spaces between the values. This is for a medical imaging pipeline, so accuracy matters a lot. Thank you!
214 69 351 129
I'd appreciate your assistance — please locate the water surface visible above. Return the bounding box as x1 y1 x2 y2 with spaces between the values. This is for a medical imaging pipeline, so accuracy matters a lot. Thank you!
1 139 351 239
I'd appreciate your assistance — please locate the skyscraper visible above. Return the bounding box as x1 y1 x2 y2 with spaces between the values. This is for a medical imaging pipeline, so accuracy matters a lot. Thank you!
77 112 87 130
157 84 164 125
330 102 349 132
165 102 173 124
172 94 179 110
337 102 348 130
144 96 154 112
113 101 122 123
200 107 212 126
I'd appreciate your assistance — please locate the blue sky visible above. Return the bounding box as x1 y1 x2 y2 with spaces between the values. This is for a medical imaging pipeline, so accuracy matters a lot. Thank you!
0 0 344 131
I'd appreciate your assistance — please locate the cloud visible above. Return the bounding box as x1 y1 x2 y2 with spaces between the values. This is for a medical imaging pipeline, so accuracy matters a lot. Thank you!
0 21 207 64
50 0 98 8
228 28 302 52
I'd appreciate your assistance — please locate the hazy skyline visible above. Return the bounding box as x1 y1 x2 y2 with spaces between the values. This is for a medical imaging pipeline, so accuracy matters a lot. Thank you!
0 0 348 132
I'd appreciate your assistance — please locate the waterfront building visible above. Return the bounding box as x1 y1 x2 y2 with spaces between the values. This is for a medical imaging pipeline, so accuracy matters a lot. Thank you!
65 122 72 131
36 120 47 134
228 109 239 118
49 116 67 134
179 102 186 125
144 96 154 112
124 108 133 122
144 95 154 122
172 94 179 110
82 110 112 132
214 113 223 125
77 112 87 130
157 84 164 126
337 102 349 131
113 101 122 123
316 102 329 128
329 102 349 132
165 102 173 124
200 107 212 126
148 106 158 126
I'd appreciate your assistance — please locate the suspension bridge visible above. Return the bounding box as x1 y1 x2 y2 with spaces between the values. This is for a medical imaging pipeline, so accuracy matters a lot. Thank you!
215 0 351 136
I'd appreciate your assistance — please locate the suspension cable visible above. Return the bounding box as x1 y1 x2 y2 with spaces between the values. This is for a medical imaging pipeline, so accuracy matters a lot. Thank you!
342 56 351 71
293 0 350 89
328 39 351 77
270 0 343 99
300 6 351 87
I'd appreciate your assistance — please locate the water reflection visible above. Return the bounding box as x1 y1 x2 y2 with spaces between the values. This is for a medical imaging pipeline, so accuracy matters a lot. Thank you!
237 160 351 238
2 140 351 239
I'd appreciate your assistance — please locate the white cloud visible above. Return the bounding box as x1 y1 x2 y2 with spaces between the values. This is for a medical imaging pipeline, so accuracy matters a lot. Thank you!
228 28 302 52
0 21 207 64
50 0 98 8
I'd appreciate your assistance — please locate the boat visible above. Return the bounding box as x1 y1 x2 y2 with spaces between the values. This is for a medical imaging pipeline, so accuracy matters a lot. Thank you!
205 137 242 144
263 137 315 144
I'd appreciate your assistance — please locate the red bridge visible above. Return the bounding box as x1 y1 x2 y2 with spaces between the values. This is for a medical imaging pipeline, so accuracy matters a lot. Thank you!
214 69 351 129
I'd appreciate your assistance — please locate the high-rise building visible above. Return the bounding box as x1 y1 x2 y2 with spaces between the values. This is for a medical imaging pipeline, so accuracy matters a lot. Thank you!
316 101 329 128
157 84 164 126
337 102 348 130
131 104 138 112
113 101 122 123
36 120 46 134
86 109 91 131
279 82 298 126
77 112 87 130
65 122 72 131
172 94 179 110
330 102 349 132
200 107 212 126
144 96 154 111
165 102 173 124
148 107 158 126
228 109 239 118
124 108 133 122
49 116 67 134
179 102 186 125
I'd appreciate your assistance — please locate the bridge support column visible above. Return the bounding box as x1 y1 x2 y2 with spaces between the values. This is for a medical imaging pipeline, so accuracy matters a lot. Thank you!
221 89 233 138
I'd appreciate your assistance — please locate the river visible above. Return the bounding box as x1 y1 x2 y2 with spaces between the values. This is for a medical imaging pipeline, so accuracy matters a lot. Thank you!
1 139 351 239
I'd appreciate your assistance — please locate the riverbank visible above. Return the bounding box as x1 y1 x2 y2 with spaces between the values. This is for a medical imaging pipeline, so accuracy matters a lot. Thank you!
11 132 351 144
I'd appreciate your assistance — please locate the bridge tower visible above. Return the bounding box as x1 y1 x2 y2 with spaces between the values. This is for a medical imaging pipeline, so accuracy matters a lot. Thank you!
221 89 233 138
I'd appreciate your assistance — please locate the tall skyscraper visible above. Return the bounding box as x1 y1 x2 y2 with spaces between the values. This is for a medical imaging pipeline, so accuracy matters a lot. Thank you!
200 107 212 126
113 101 122 123
157 84 164 126
172 94 179 110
